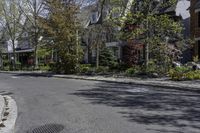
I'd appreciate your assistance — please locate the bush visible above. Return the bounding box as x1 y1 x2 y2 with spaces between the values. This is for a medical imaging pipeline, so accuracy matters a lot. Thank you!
99 47 118 68
184 70 200 80
15 61 21 70
125 67 137 76
169 66 200 80
146 60 157 73
49 62 59 73
116 63 129 71
174 66 190 73
95 66 109 74
39 65 51 71
79 65 91 74
3 60 9 66
2 66 9 71
169 69 183 81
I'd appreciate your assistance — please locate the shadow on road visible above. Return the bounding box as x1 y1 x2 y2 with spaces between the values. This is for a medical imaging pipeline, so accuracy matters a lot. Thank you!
13 73 53 78
72 83 200 132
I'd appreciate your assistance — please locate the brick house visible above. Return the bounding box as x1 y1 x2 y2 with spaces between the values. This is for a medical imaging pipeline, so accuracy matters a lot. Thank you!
190 0 200 59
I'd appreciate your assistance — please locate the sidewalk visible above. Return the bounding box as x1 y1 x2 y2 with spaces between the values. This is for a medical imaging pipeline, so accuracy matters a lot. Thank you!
0 95 5 124
1 71 200 92
0 95 17 133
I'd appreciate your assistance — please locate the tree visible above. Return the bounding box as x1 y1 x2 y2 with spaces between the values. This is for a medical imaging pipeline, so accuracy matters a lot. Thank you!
0 0 24 70
0 28 5 68
86 24 105 68
99 47 117 67
85 0 119 68
20 0 45 69
39 0 83 73
104 0 185 73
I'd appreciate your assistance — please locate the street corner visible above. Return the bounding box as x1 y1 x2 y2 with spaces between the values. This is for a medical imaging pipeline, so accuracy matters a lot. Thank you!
0 95 17 133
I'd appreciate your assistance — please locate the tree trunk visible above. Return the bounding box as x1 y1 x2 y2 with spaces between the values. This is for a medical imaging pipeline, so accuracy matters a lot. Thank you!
145 43 149 69
12 40 16 70
145 15 150 71
76 29 79 66
34 46 38 69
0 54 3 69
96 43 99 69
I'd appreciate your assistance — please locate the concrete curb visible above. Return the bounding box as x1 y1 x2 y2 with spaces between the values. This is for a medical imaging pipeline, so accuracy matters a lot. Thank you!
1 71 200 92
52 75 200 92
0 95 5 124
0 96 17 133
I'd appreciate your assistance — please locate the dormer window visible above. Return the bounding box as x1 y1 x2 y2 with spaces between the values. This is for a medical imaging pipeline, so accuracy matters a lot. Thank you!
90 12 98 24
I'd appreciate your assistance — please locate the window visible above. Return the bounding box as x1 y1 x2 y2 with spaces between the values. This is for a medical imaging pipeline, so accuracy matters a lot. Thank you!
198 41 200 58
198 12 200 27
90 12 98 24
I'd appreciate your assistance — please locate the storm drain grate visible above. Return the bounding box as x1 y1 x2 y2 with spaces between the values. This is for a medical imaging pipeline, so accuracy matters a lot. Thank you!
27 124 64 133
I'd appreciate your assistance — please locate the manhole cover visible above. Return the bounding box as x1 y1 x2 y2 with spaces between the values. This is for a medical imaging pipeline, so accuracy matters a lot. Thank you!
27 124 64 133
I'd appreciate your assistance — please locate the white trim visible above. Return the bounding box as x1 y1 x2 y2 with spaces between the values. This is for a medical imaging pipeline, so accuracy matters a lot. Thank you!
195 8 200 13
195 37 200 41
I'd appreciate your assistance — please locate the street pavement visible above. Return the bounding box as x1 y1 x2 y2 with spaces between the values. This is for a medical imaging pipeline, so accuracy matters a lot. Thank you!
0 73 200 133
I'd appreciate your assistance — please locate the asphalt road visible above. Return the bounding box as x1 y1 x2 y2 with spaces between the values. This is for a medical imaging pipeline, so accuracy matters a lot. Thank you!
0 73 200 133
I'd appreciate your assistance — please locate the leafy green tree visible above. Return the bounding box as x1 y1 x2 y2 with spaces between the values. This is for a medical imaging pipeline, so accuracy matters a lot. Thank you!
0 0 24 70
20 0 45 69
99 47 117 67
39 0 83 73
0 29 5 68
86 0 119 68
102 0 185 73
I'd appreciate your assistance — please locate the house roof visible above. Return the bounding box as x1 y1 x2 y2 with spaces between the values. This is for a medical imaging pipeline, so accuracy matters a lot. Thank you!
3 48 34 54
154 4 177 15
195 1 200 9
78 4 98 28
15 48 34 53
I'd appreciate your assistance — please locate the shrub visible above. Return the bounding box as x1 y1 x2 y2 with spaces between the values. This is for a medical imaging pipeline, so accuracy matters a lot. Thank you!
169 66 200 81
185 70 200 80
3 60 9 66
169 69 183 81
193 56 199 63
39 65 51 71
15 61 22 70
146 60 157 73
79 66 90 73
116 63 129 71
174 66 190 73
95 66 109 74
49 62 59 73
3 66 9 71
99 47 118 68
125 67 137 76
